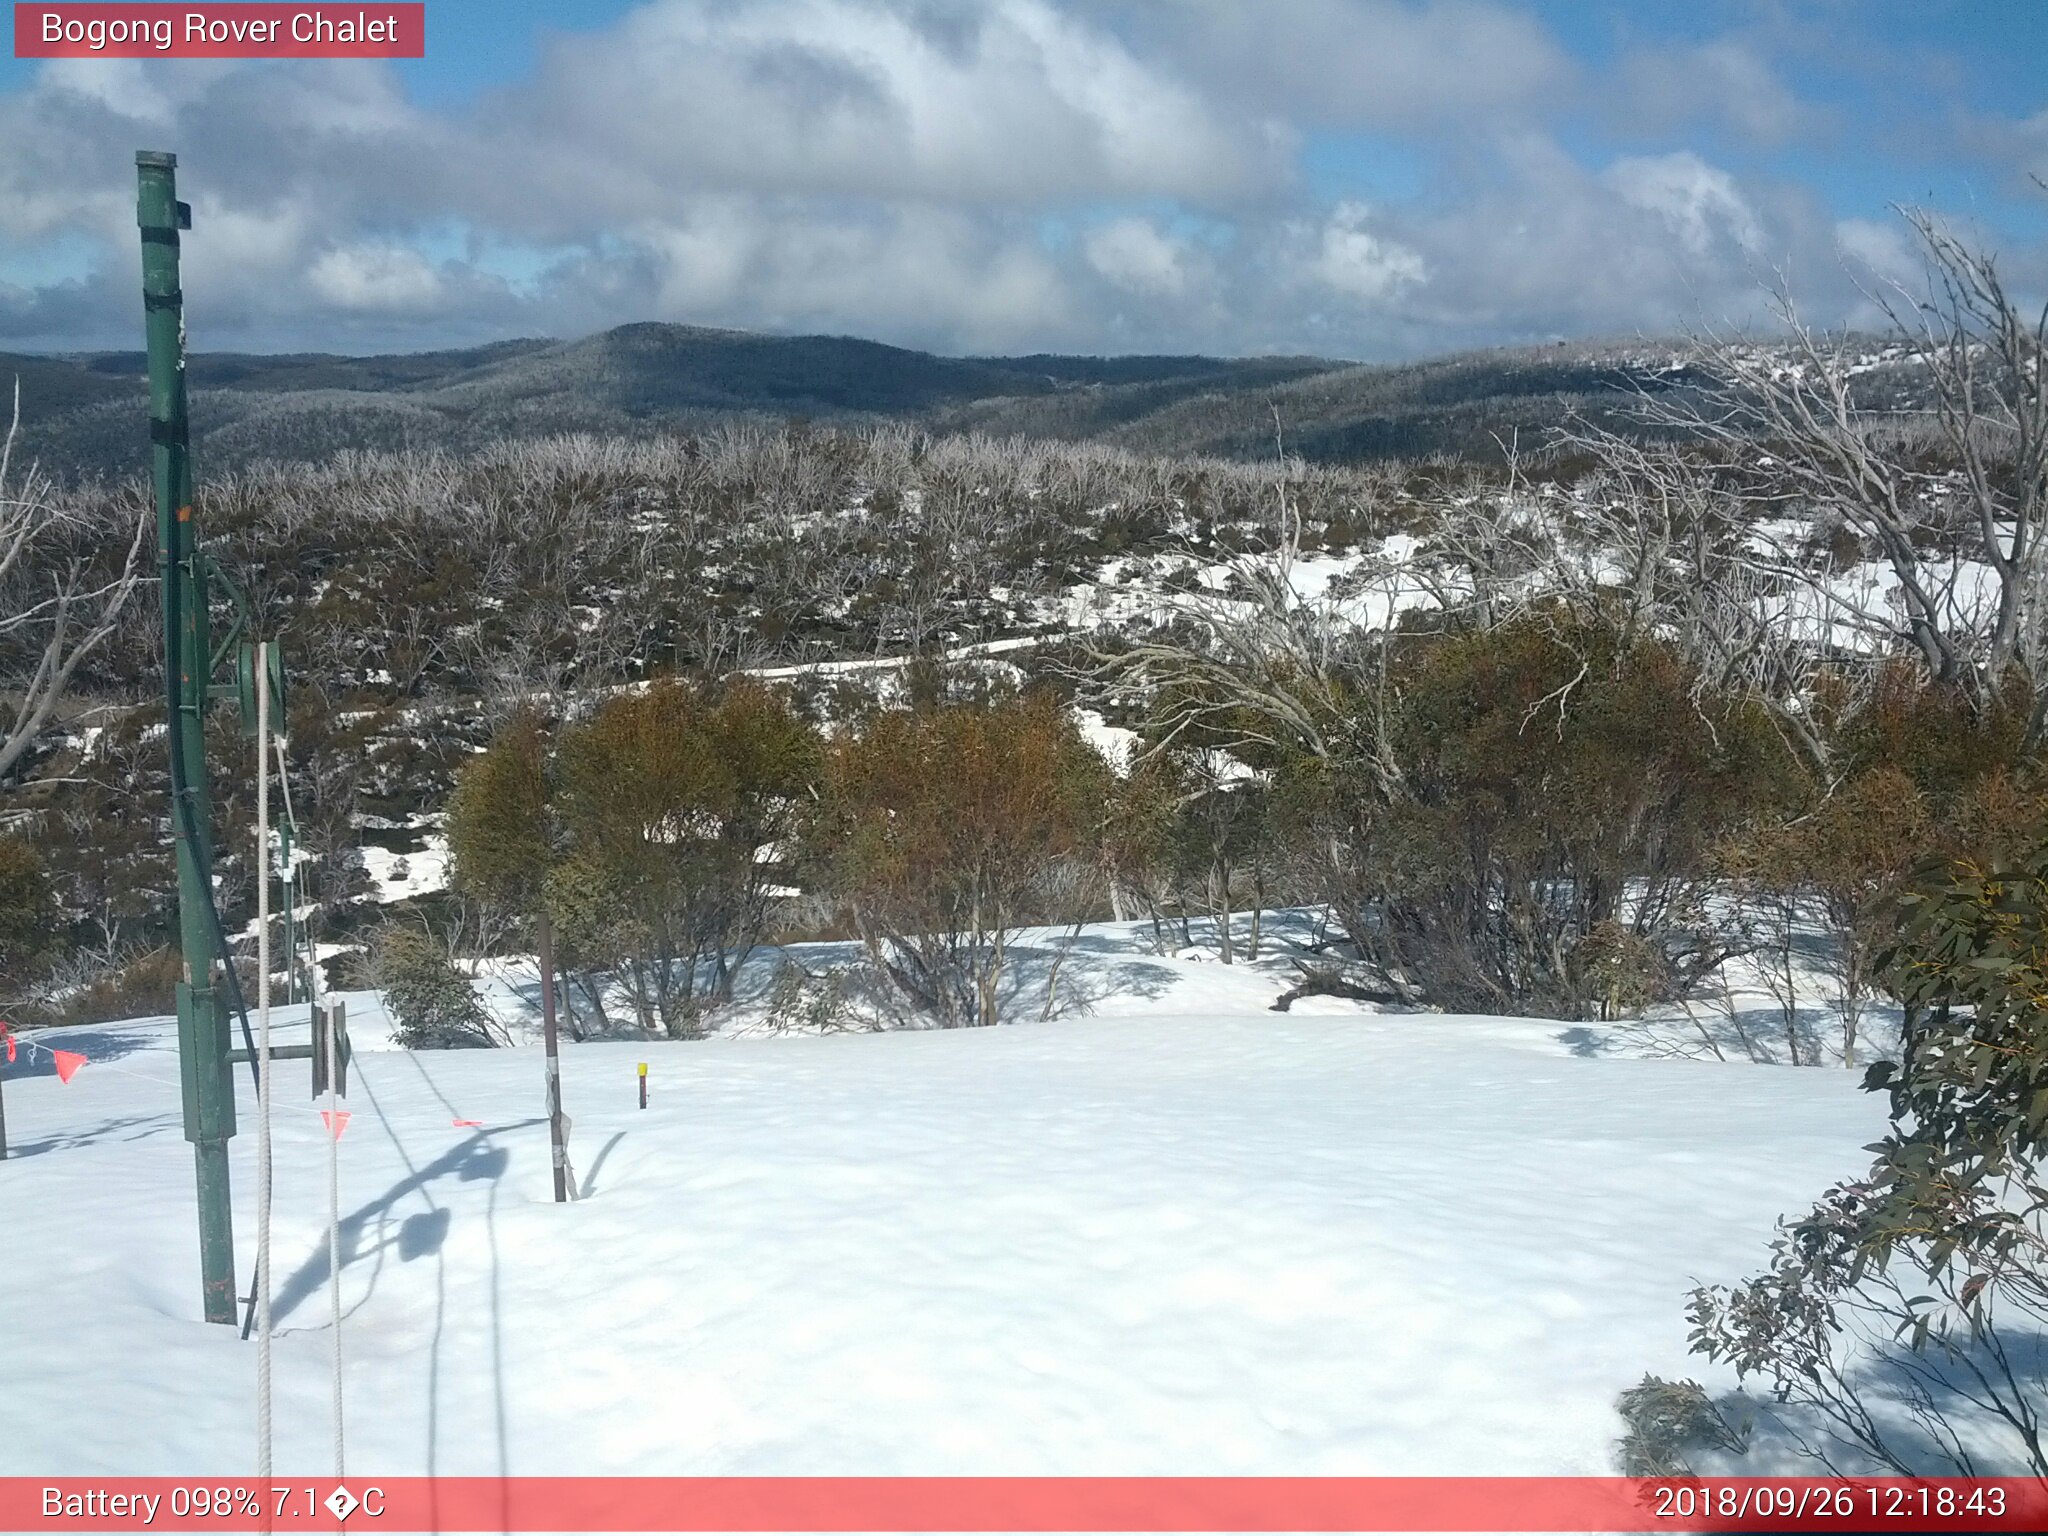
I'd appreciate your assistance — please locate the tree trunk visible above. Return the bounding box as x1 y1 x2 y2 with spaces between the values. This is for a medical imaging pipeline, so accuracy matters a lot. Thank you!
558 959 585 1042
625 960 658 1037
1041 918 1083 1021
1213 860 1234 965
577 971 615 1034
979 928 1006 1028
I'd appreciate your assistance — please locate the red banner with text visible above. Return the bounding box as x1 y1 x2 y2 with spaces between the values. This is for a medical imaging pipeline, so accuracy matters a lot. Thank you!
5 1477 2048 1533
14 4 423 58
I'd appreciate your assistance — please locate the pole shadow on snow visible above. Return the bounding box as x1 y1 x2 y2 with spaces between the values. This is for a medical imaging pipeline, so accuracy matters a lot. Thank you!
579 1131 626 1197
268 1113 535 1324
389 1052 515 1522
0 1111 179 1158
265 1051 519 1520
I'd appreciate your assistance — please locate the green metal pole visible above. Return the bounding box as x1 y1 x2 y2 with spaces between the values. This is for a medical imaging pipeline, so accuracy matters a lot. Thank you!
139 150 238 1326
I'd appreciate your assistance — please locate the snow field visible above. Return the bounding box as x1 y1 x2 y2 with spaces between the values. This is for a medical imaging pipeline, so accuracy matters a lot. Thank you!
0 926 1887 1481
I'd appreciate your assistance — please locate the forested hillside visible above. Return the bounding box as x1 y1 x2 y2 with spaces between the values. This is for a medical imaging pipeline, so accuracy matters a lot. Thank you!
3 325 1788 481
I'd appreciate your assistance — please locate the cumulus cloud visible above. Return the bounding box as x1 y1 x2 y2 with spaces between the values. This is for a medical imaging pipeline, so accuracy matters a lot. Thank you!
497 0 1282 216
308 245 448 312
1604 152 1765 258
1083 218 1199 299
1305 202 1427 304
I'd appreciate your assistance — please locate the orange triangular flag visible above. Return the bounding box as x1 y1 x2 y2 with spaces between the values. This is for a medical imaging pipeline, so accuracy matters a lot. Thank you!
452 1118 481 1128
51 1049 86 1084
320 1109 351 1139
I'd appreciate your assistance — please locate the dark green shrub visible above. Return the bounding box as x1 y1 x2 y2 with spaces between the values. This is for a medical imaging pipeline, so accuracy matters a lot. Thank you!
373 923 497 1050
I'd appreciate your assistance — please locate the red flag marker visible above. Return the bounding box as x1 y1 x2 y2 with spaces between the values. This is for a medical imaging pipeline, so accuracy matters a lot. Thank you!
50 1049 87 1084
1 1021 16 1064
452 1118 482 1128
320 1109 351 1139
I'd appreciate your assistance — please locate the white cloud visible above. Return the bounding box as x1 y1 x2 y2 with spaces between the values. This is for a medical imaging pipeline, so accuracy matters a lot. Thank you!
499 0 1279 214
640 200 1070 351
308 245 447 312
37 57 242 122
1083 218 1197 298
1835 217 1917 283
1308 201 1427 304
1605 152 1765 258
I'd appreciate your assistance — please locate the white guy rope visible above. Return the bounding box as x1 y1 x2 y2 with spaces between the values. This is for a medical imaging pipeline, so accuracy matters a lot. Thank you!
320 987 345 1474
275 724 346 1476
254 640 274 1485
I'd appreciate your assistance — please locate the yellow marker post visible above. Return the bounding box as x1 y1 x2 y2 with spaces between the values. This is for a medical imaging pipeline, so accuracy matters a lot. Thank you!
638 1061 648 1110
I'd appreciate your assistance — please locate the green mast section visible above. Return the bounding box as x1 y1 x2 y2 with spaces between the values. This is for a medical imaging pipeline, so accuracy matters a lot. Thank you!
139 150 239 1327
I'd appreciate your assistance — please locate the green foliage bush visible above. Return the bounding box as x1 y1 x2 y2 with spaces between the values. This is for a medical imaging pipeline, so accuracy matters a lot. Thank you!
1285 610 1802 1018
0 836 56 997
373 923 497 1050
446 679 822 1038
1669 833 2048 1475
47 946 182 1029
824 692 1110 1027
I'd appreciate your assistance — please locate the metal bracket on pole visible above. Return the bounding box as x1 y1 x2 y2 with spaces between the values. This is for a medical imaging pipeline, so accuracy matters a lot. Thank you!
311 1000 351 1101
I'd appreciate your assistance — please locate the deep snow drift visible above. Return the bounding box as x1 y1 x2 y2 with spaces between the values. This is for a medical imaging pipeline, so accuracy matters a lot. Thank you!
0 920 1887 1478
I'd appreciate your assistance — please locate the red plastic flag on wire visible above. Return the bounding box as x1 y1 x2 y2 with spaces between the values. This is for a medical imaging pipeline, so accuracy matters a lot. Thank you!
320 1109 351 1139
1 1020 16 1064
50 1049 87 1084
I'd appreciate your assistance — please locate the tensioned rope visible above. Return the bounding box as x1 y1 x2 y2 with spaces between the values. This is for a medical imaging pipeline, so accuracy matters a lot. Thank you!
280 730 346 1479
254 640 274 1486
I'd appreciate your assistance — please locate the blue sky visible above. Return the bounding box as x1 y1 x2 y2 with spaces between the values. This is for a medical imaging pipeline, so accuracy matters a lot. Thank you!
2 0 2043 358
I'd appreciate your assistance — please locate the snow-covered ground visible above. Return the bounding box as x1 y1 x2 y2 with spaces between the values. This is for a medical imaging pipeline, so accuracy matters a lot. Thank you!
0 917 1888 1479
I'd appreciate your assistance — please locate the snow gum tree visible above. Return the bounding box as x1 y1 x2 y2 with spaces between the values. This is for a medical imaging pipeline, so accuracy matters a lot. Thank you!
1652 841 2048 1476
1725 668 2046 1065
444 704 558 1039
1365 611 1800 1017
371 920 501 1050
0 836 55 1000
824 692 1110 1028
447 705 556 920
550 677 820 1037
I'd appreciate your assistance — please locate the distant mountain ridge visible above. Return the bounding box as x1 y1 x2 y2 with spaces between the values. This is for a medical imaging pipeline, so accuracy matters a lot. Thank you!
5 321 1731 480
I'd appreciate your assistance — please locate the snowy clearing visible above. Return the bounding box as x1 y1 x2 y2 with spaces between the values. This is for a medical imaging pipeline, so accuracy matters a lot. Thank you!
0 920 1887 1479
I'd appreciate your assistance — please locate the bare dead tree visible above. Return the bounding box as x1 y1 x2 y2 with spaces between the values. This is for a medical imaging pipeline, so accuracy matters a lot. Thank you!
0 382 151 785
1086 470 1402 794
1584 210 2048 748
1535 422 1865 770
